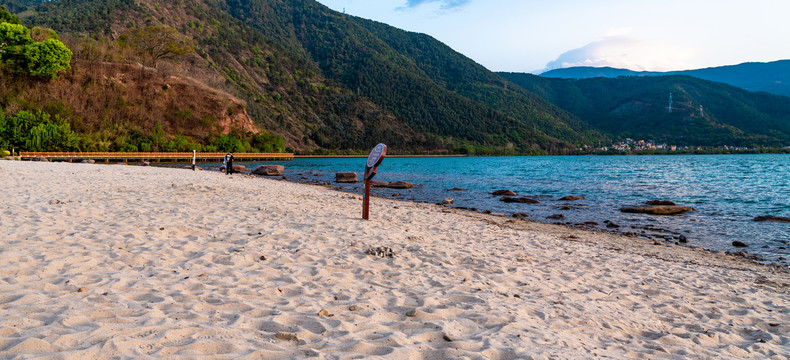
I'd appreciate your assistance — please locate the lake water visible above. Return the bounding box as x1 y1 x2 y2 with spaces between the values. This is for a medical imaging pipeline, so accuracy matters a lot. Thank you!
223 155 790 265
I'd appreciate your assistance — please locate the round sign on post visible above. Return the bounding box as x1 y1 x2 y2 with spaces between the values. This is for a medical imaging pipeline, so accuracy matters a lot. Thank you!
363 143 387 220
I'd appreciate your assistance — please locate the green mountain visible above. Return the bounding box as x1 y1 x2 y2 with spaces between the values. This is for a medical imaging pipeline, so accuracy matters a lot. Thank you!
1 0 421 153
220 0 601 152
3 0 789 153
500 72 790 147
1 0 601 154
540 61 790 97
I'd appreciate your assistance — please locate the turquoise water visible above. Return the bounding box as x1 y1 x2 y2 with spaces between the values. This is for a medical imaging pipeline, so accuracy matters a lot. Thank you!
234 155 790 265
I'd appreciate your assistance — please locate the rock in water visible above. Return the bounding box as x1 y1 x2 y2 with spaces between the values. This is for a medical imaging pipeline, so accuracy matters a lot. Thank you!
732 241 749 248
512 213 530 219
753 215 790 223
387 181 414 189
335 172 358 183
252 165 284 176
620 205 696 215
645 200 677 206
547 214 565 220
370 180 389 187
559 195 585 201
492 190 516 196
447 187 468 191
442 198 454 205
500 197 541 204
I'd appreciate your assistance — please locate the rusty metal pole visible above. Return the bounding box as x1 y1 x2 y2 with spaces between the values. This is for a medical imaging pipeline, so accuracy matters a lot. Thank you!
362 144 387 220
363 177 371 220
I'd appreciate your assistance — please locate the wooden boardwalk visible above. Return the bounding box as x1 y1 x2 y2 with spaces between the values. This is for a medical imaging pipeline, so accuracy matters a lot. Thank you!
20 152 294 163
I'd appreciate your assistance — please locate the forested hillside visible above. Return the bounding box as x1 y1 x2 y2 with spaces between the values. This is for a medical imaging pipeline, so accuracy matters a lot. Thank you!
1 0 596 154
2 0 788 154
221 0 603 153
1 0 422 153
500 72 790 147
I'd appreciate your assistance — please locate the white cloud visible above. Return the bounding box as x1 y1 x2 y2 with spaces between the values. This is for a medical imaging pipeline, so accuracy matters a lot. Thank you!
400 0 471 10
544 36 697 72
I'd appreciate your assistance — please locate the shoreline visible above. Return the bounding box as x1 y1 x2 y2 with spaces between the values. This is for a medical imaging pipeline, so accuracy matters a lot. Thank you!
1 161 788 358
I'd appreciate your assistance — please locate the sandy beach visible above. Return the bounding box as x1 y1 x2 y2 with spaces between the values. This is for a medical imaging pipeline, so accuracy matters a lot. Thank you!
0 160 788 359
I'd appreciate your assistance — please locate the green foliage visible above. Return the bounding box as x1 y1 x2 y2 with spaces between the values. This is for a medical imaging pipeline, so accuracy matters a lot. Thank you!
0 5 20 24
0 109 80 151
23 39 73 80
0 22 32 47
210 133 247 153
0 22 72 80
5 0 142 36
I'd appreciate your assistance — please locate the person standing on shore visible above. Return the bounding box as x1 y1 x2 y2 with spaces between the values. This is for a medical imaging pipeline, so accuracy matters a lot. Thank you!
224 153 234 175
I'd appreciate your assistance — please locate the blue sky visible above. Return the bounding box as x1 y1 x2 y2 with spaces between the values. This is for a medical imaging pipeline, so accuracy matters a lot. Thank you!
315 0 790 73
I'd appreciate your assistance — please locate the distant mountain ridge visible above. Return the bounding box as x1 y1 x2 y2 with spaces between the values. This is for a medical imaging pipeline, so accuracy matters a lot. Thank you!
500 72 790 147
540 60 790 97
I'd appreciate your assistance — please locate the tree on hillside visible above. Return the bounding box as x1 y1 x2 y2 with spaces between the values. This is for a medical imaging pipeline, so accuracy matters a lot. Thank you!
0 22 34 68
119 26 194 68
0 5 20 25
1 21 72 80
23 39 73 80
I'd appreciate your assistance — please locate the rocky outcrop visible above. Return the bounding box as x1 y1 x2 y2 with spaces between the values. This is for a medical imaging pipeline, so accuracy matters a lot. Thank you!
620 205 696 215
252 165 284 176
645 200 677 206
500 197 541 204
492 190 516 196
335 172 358 183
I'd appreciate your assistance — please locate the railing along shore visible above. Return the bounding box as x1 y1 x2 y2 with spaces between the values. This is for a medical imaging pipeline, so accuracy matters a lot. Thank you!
20 152 294 162
294 154 466 158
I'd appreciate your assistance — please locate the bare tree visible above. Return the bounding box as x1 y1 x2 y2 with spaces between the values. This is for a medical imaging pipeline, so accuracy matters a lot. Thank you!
119 26 194 68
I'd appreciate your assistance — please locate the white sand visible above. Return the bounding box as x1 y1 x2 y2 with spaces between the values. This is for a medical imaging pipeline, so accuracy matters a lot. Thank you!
0 160 788 359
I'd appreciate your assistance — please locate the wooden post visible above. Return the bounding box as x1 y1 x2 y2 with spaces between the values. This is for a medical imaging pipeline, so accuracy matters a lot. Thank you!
192 150 196 171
